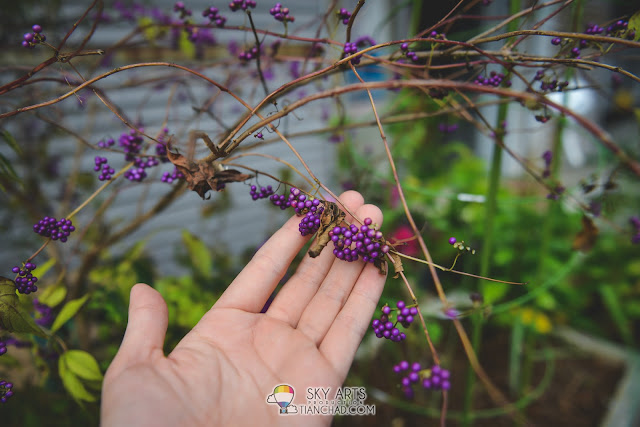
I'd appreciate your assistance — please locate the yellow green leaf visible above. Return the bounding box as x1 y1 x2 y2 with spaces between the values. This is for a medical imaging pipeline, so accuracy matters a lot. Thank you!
37 284 67 308
64 350 103 381
51 294 90 333
59 353 97 402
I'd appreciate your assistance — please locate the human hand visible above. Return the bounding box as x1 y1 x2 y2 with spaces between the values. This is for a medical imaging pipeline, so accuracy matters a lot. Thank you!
101 191 386 426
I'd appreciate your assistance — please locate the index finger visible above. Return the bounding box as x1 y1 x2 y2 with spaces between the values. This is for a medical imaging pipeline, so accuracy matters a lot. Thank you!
213 212 311 312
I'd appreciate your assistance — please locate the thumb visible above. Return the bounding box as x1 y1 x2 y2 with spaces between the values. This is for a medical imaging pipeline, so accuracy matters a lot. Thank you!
113 283 168 367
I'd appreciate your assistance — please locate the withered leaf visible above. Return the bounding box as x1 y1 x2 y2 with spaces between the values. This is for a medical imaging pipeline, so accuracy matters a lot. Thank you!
373 256 388 276
167 150 251 199
308 202 345 258
389 251 404 278
572 215 599 252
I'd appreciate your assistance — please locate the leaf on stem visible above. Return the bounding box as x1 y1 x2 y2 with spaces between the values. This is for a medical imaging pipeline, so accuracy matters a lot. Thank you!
37 284 67 308
629 11 640 41
0 277 48 338
59 352 97 402
51 294 90 333
63 350 103 381
308 202 345 258
167 150 251 199
389 252 404 278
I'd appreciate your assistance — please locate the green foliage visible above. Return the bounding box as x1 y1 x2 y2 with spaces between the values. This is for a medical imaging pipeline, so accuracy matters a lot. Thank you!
629 10 640 41
59 351 100 403
51 294 90 333
0 277 47 338
181 230 213 278
37 284 67 308
63 350 103 382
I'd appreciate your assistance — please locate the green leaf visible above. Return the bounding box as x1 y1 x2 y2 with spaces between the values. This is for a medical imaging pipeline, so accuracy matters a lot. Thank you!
0 277 47 338
599 285 633 346
178 30 196 58
0 153 22 190
37 284 67 308
59 353 96 402
51 294 90 333
34 258 56 279
0 129 22 155
182 230 212 277
64 350 103 381
628 10 640 41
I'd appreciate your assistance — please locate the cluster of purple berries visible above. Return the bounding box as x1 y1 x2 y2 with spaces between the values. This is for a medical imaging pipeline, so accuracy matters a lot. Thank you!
343 42 361 65
202 6 227 27
393 361 451 398
119 130 144 161
354 36 376 48
161 167 185 184
33 299 54 327
173 1 192 19
267 187 325 235
474 71 511 87
229 0 256 12
0 340 6 356
33 216 76 242
298 206 324 236
22 25 45 49
11 262 38 294
534 70 569 92
94 156 115 181
155 144 170 163
269 187 317 214
630 216 640 244
540 79 569 92
603 20 634 39
400 42 419 63
0 380 14 403
125 157 159 182
238 46 259 61
329 217 389 263
97 138 115 148
371 300 417 342
337 7 351 25
270 3 294 22
249 185 274 200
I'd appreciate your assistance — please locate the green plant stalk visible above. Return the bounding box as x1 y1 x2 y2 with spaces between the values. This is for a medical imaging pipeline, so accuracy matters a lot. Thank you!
462 1 523 423
535 117 565 278
522 0 585 398
462 88 510 427
599 285 634 346
409 0 423 37
509 316 525 395
520 332 537 398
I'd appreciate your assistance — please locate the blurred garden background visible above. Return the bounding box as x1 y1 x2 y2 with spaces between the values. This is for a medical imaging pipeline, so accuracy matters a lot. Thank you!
1 0 639 425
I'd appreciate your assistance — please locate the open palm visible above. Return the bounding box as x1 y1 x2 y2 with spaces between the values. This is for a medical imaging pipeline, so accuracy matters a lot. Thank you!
101 191 386 426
